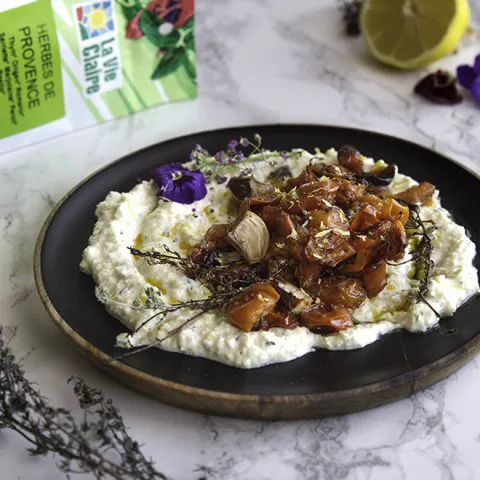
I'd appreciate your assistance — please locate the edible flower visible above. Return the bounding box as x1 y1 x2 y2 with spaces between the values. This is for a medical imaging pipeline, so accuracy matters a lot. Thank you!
456 55 480 105
413 70 463 105
151 164 206 204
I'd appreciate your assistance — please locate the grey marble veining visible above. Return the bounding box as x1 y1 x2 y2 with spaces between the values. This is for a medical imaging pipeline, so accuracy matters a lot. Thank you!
1 1 480 479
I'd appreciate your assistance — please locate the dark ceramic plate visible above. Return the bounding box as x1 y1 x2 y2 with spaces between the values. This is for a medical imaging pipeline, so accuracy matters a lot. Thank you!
34 125 480 420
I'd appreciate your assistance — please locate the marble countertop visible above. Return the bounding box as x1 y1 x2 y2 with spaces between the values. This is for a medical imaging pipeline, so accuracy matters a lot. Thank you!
2 1 480 478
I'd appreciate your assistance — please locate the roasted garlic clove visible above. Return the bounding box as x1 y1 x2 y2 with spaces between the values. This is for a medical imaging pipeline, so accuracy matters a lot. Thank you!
227 211 270 264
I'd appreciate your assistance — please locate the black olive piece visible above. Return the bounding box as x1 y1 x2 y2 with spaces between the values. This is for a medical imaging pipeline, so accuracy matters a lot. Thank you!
360 164 397 187
227 177 275 200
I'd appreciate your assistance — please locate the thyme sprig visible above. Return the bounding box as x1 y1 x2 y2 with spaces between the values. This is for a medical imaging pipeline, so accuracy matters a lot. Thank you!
116 246 267 355
395 203 440 317
129 245 263 292
115 292 238 360
0 327 166 480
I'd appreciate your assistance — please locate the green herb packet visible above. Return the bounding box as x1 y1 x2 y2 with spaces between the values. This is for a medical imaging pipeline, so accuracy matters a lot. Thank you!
0 0 197 153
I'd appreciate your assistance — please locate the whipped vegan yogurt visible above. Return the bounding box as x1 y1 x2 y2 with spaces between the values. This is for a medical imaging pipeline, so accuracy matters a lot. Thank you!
80 149 479 368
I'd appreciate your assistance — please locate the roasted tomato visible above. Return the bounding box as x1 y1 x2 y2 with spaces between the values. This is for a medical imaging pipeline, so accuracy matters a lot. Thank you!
285 236 308 261
341 236 389 275
363 262 387 297
247 194 279 206
260 206 295 236
323 164 357 180
304 231 355 267
367 220 407 261
337 145 364 174
349 204 380 232
351 234 378 252
204 224 230 248
276 212 296 236
266 256 298 284
283 167 318 190
300 304 354 332
227 283 280 332
339 249 371 275
395 181 435 205
296 262 322 296
318 276 367 308
379 198 409 225
281 197 303 215
388 220 408 261
260 205 283 231
190 224 231 263
309 206 349 232
359 194 384 211
333 178 366 207
259 311 298 330
297 180 339 211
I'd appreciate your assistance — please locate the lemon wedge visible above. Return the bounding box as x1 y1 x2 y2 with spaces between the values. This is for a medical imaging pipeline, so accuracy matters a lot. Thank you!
360 0 471 70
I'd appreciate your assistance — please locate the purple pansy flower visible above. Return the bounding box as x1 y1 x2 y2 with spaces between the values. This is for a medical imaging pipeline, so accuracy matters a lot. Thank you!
457 55 480 105
151 164 207 204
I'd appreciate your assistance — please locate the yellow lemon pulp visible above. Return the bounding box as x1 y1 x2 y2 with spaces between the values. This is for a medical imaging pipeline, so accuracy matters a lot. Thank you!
360 0 471 70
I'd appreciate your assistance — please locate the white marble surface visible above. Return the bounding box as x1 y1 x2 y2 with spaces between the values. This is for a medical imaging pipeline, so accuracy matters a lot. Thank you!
2 1 480 478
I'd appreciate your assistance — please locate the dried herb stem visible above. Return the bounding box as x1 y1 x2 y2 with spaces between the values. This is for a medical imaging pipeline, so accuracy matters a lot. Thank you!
0 327 166 480
402 203 440 317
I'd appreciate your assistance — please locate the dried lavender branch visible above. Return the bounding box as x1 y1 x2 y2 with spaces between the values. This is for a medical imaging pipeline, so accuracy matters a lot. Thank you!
0 327 167 480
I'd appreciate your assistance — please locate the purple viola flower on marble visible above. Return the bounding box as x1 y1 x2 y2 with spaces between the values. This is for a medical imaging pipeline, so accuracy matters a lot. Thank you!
457 55 480 105
151 164 207 204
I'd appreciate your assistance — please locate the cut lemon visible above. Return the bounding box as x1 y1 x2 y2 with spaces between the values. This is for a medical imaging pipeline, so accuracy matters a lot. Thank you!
360 0 471 70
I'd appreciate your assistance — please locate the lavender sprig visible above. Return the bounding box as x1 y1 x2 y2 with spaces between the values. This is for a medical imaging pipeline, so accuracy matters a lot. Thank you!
0 327 166 480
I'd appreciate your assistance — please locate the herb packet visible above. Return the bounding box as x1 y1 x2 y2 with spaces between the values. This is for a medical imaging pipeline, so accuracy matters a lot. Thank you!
0 0 196 153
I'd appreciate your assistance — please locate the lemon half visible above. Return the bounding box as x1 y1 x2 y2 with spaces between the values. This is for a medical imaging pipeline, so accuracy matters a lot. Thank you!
360 0 471 70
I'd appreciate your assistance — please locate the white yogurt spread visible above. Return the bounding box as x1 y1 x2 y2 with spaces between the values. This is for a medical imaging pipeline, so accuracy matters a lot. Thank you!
80 149 479 368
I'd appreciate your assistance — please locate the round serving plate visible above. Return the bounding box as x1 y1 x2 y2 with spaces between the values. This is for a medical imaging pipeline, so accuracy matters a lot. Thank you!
34 125 480 420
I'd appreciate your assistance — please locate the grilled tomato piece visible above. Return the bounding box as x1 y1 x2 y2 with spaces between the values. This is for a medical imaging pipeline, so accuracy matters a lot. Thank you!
300 304 354 332
318 276 367 308
337 145 364 174
309 206 349 232
304 231 355 267
227 283 280 332
362 261 387 297
395 181 435 205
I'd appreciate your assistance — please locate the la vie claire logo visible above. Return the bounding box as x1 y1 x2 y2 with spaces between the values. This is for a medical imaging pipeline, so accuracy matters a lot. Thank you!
74 1 122 96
